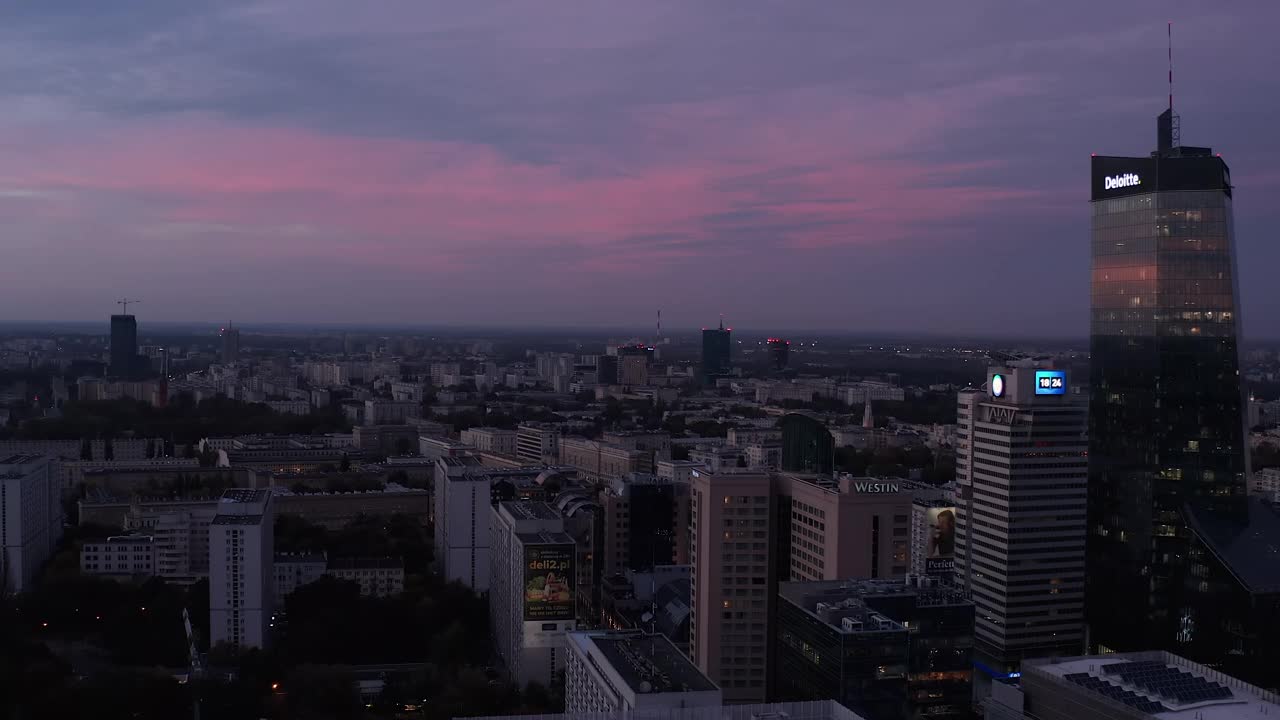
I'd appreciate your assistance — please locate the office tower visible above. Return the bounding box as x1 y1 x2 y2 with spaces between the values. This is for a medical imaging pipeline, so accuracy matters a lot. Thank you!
956 366 1087 675
109 314 138 378
564 631 721 714
516 423 561 465
1087 109 1249 657
781 413 834 474
616 346 651 387
433 455 488 590
0 455 62 593
599 473 691 577
689 470 775 703
776 578 974 720
701 320 732 383
490 501 577 687
993 652 1280 720
777 474 911 582
767 338 790 371
209 489 274 649
220 324 241 364
596 355 619 386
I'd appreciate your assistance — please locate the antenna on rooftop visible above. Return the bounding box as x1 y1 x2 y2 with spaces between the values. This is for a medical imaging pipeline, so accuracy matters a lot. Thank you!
116 297 141 315
1169 21 1180 147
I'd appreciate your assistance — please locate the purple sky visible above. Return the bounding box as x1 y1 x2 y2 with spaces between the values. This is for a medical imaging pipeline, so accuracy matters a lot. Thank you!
3 2 1280 336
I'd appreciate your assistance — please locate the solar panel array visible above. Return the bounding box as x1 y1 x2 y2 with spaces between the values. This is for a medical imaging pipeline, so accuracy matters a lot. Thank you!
1064 672 1168 714
1100 661 1235 705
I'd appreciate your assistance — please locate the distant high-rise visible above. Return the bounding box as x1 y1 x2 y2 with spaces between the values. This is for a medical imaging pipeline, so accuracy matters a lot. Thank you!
780 413 833 475
689 470 775 703
700 319 732 383
220 324 241 364
209 489 274 649
1087 109 1249 658
109 314 138 378
767 338 789 371
957 365 1087 674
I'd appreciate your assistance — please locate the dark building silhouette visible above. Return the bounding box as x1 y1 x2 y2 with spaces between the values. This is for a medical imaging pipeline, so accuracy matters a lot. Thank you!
595 355 619 385
221 324 241 364
768 338 790 371
700 319 732 383
781 413 833 475
776 578 974 720
109 314 138 378
1087 109 1251 660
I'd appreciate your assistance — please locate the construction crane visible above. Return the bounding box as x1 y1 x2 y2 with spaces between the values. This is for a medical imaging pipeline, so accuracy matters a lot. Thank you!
116 297 141 315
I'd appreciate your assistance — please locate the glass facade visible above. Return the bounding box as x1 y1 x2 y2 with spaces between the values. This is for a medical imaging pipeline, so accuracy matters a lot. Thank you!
701 326 732 382
1087 151 1249 656
781 413 834 475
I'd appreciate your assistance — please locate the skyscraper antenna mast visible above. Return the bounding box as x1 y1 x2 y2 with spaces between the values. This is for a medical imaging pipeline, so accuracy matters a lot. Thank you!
117 297 141 315
1169 21 1180 147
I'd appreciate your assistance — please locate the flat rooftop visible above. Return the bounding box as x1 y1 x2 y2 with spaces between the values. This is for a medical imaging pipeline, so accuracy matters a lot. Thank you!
1027 652 1280 720
579 632 716 694
516 530 574 546
221 488 271 504
502 500 561 521
0 453 45 468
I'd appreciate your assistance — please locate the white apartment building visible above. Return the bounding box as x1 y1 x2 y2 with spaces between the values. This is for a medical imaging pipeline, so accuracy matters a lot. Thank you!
955 365 1088 673
274 552 327 598
434 455 489 590
460 427 519 457
81 535 155 576
1 454 62 593
209 489 274 649
490 501 577 687
564 631 721 714
1250 467 1280 503
123 498 219 581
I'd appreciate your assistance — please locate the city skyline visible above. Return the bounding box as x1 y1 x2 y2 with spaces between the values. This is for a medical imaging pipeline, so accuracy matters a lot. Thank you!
4 2 1280 335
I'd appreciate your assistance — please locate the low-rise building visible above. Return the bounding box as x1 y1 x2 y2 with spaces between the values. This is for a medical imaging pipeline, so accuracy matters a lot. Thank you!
274 552 327 598
460 427 519 457
80 535 156 577
565 631 721 714
328 556 405 597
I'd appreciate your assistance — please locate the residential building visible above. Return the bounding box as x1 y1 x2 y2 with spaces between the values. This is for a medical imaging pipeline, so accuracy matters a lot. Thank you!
565 631 721 714
490 501 577 687
1087 108 1251 659
0 455 62 593
956 366 1088 676
209 489 274 649
461 427 519 457
689 470 775 703
433 455 489 590
328 556 405 597
1249 467 1280 503
80 535 155 577
274 552 327 598
776 577 973 720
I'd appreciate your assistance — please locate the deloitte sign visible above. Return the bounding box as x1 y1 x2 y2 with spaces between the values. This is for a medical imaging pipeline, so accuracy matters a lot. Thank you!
1104 173 1142 190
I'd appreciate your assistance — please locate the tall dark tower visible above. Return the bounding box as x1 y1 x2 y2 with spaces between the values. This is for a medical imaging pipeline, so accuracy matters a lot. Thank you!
700 317 732 383
767 338 790 371
1086 105 1247 657
109 314 138 378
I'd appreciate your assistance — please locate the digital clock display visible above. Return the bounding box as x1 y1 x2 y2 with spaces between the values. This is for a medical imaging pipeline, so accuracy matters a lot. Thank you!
1035 370 1066 395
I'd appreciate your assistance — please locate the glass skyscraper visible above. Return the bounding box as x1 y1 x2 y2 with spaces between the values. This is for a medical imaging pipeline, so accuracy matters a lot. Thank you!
1086 109 1249 655
700 320 731 383
109 313 138 378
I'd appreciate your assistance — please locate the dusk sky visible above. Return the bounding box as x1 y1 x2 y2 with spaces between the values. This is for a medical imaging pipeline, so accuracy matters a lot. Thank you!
3 1 1279 336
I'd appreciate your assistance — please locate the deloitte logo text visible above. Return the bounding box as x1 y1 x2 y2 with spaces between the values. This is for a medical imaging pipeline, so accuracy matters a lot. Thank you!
1104 173 1142 190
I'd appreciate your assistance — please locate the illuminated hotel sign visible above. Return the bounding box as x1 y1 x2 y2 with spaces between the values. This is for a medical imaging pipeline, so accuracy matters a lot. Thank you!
1104 173 1142 190
1035 370 1066 395
853 481 900 494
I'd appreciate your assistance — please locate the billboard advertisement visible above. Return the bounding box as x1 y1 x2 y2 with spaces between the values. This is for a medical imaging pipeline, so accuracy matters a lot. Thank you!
523 544 574 621
1035 370 1066 396
925 506 956 575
